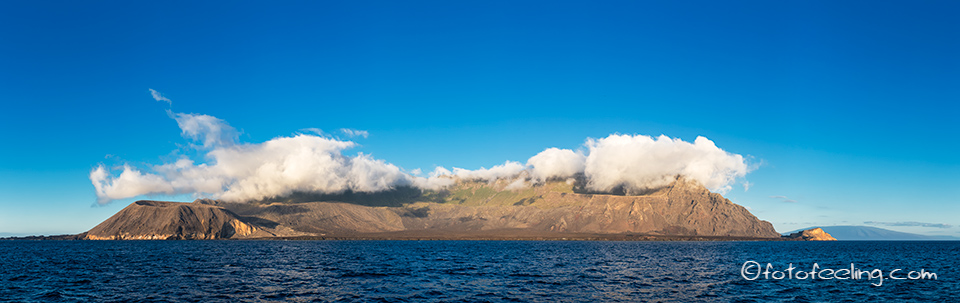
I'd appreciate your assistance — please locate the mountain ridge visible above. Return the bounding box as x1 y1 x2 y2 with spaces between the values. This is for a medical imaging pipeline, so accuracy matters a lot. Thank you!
80 176 784 240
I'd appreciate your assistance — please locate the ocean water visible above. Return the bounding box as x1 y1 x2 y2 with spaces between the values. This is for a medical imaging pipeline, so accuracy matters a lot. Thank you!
0 240 957 302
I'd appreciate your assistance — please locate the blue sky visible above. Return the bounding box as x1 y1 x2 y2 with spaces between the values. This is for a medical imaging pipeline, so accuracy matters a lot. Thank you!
1 1 957 236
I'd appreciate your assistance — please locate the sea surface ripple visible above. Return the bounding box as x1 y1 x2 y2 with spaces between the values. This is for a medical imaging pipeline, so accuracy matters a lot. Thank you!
1 240 957 302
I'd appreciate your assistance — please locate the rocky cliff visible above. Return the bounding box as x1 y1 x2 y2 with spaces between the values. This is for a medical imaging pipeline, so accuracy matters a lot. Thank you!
84 176 781 240
84 200 274 240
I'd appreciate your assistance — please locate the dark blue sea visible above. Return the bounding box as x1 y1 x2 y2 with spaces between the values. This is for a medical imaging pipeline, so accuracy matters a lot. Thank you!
1 240 957 302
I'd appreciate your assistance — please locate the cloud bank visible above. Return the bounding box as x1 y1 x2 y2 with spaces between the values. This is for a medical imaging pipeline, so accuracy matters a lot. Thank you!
451 161 526 182
527 148 585 181
581 134 749 194
91 133 420 203
91 91 754 204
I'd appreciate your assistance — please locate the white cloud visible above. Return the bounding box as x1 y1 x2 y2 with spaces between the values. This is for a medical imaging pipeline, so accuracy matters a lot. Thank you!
526 148 585 181
149 88 171 104
504 178 528 190
583 134 749 194
167 110 239 149
340 128 369 138
411 177 454 191
300 128 324 136
92 135 414 203
91 107 756 204
90 165 175 203
409 167 456 190
451 161 525 182
429 166 452 177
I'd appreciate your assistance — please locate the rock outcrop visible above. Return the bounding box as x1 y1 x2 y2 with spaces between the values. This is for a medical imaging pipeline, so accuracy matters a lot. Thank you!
783 227 837 241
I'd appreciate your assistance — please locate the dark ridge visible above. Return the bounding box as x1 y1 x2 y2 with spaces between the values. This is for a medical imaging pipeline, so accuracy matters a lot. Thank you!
231 174 680 207
237 216 281 229
135 200 180 207
398 206 430 218
253 186 448 206
570 173 670 196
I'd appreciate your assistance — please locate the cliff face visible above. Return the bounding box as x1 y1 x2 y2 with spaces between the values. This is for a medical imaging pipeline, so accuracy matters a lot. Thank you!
84 200 269 240
85 177 781 240
220 176 780 239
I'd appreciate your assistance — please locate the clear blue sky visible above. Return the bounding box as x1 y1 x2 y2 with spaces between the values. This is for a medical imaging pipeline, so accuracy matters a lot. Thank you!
1 1 957 236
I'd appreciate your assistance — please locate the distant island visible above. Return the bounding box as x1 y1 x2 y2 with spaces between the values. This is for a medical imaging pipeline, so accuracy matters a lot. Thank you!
10 176 834 241
785 225 958 241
